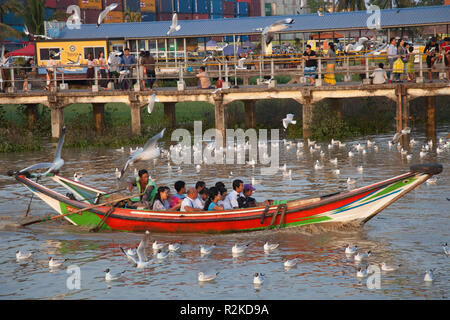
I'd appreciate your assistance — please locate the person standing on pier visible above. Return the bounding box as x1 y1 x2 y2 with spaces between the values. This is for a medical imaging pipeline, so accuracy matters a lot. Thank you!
424 37 440 83
324 42 336 85
143 51 156 90
302 45 317 86
387 37 397 84
86 53 95 87
441 37 450 82
120 48 136 90
97 51 108 89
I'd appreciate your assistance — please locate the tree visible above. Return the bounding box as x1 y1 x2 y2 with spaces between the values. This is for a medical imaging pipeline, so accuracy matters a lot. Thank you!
22 0 45 35
337 0 367 11
0 0 25 41
124 9 141 23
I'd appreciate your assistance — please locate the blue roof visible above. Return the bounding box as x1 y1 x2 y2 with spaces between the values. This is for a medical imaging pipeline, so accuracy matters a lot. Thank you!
56 5 450 40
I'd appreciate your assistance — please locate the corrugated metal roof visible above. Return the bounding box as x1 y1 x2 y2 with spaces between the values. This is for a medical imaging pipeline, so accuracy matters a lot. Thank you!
56 5 450 40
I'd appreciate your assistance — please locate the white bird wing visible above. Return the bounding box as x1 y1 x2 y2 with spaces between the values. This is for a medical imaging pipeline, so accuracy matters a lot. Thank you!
53 126 66 162
19 162 54 173
120 247 137 264
119 149 142 179
392 132 402 144
147 93 156 114
142 128 166 151
172 13 178 27
282 118 288 129
136 232 150 262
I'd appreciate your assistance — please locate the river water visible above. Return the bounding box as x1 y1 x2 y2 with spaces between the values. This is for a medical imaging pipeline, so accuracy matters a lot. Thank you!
0 127 449 300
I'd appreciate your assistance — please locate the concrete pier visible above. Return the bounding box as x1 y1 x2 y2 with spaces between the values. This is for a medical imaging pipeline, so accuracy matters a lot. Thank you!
302 97 313 139
244 100 256 129
426 96 436 144
164 102 176 128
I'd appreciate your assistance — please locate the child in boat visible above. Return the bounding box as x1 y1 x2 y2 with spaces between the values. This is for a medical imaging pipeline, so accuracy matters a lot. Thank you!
169 180 186 210
204 187 224 211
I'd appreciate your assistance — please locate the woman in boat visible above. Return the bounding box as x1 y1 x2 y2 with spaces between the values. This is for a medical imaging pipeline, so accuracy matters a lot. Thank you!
127 169 157 209
204 187 224 211
152 186 180 211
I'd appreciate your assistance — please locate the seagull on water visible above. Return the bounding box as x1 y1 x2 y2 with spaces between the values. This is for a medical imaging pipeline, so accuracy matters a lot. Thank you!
356 267 368 278
104 268 125 281
48 257 66 268
314 160 323 170
168 242 182 252
16 250 32 261
442 243 449 256
424 269 434 282
152 240 166 251
391 127 411 144
426 177 437 185
253 273 265 285
119 128 165 179
73 173 82 182
357 166 363 173
348 151 354 158
232 243 249 255
18 126 66 177
122 231 152 268
263 242 279 252
330 158 338 165
198 271 219 282
284 258 298 268
347 177 356 185
332 169 340 175
156 249 169 260
354 251 371 262
167 13 181 35
282 114 296 129
120 245 138 262
115 168 121 180
97 3 118 28
200 243 216 255
380 262 401 272
345 245 358 254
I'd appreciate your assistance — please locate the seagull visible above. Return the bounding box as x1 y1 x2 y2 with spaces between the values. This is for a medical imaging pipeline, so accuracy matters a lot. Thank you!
357 166 363 173
330 158 338 165
380 262 401 271
97 3 118 27
424 269 434 282
119 128 165 179
23 24 52 40
200 243 216 255
332 169 340 175
347 177 356 185
198 271 219 282
406 154 412 161
345 245 358 254
152 240 166 251
317 10 324 16
253 273 265 285
442 243 449 255
121 231 152 268
259 18 294 45
232 243 249 255
147 93 159 114
73 173 82 182
284 258 298 268
167 13 181 35
48 257 66 268
168 243 182 252
115 168 121 180
16 250 32 261
356 267 368 278
282 114 296 129
263 242 279 251
235 57 247 70
115 146 125 152
51 48 64 58
19 126 65 177
119 246 138 262
419 150 427 158
104 268 125 281
314 160 323 170
348 151 354 157
210 87 222 94
67 53 81 65
354 251 371 262
426 176 437 185
156 249 169 260
392 127 411 144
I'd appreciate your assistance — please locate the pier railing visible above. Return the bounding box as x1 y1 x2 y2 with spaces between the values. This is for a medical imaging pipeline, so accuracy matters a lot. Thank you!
0 52 447 93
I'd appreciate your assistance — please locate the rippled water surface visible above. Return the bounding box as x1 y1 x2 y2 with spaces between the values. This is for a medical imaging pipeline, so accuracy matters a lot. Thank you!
0 127 449 299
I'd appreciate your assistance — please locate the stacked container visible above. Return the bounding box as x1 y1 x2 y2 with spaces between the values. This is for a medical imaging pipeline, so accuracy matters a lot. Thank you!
140 0 156 13
45 0 57 8
222 1 235 18
158 0 174 12
175 0 193 13
124 0 141 12
235 1 248 17
248 0 261 16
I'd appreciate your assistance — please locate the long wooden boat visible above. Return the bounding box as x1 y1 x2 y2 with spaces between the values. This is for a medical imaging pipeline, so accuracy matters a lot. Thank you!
13 164 442 233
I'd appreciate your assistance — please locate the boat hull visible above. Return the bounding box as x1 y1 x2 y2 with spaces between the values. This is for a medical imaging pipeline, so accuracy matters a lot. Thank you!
14 165 440 233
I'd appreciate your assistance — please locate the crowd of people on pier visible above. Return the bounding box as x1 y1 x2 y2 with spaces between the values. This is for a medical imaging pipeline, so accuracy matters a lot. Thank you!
125 169 270 212
1 36 449 93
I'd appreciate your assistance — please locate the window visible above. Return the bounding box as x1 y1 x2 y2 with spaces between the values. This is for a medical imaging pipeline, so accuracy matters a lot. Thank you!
40 48 61 60
83 47 105 60
112 44 124 52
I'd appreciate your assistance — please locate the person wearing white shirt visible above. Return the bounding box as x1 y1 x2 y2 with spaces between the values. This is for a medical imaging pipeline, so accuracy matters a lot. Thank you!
194 188 208 210
224 179 244 210
180 188 203 212
387 37 397 82
370 63 387 84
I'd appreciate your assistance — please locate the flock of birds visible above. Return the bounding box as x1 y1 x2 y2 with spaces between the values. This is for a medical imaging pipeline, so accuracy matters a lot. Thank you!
14 232 449 286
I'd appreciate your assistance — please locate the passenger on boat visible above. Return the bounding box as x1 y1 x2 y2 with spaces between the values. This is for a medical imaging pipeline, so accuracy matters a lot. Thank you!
127 169 157 209
152 186 179 211
195 181 206 208
169 180 186 210
204 187 224 211
195 187 208 209
180 188 203 212
238 184 257 208
223 179 244 210
217 185 228 209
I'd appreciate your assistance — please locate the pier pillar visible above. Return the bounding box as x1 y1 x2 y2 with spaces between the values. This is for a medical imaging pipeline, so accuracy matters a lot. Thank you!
92 103 105 135
214 96 226 144
426 96 436 144
330 98 342 120
243 77 249 86
164 102 176 128
26 104 38 129
244 100 256 129
50 106 64 139
302 98 313 139
130 103 142 136
401 94 410 147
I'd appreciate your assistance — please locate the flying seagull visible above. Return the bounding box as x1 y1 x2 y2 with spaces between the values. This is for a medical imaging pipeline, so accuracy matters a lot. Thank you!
282 114 296 129
97 3 118 28
23 25 52 40
258 18 294 45
147 93 159 114
19 126 66 177
119 128 166 179
392 127 411 144
120 231 152 268
167 13 181 35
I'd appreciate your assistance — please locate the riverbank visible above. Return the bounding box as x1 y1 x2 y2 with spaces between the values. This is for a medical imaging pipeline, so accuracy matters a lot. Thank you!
1 95 449 152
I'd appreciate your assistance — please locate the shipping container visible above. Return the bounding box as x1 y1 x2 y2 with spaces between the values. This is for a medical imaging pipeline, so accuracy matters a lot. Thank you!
78 0 102 10
2 13 24 25
248 0 261 16
157 12 172 21
193 13 209 19
209 0 222 14
104 0 123 12
125 0 141 11
140 0 156 12
193 0 208 14
210 13 222 19
141 12 156 21
55 0 78 9
45 8 56 20
222 1 235 15
223 14 234 18
177 13 193 20
264 3 271 16
82 9 101 24
45 0 57 8
104 10 123 23
158 0 174 13
175 0 193 13
235 1 248 16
